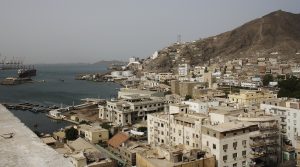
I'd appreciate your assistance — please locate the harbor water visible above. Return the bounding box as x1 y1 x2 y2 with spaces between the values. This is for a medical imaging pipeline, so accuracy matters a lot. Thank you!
0 64 121 133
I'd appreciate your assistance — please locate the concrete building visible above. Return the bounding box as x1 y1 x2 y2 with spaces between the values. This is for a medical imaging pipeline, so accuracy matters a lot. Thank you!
260 99 300 147
119 141 149 167
228 90 277 107
201 122 259 167
155 73 174 82
68 138 116 167
171 80 204 97
117 88 164 99
192 87 226 99
147 106 209 149
183 99 219 114
178 64 190 76
136 145 216 167
236 111 281 167
77 124 109 144
99 95 164 126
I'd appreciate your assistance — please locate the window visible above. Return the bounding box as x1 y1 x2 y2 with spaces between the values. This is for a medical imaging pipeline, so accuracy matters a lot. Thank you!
213 144 216 149
213 133 216 137
233 163 237 167
233 142 237 149
242 140 247 146
242 151 246 157
223 144 228 151
161 123 164 127
242 161 246 167
207 141 209 146
233 153 237 159
223 155 227 161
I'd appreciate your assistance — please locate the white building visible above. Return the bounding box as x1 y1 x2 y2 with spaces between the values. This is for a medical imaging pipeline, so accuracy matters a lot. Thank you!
182 99 219 114
147 109 209 149
201 122 259 167
99 95 164 126
178 64 190 76
129 57 140 64
240 82 260 89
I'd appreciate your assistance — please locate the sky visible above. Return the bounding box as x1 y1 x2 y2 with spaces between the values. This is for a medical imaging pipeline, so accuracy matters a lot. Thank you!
0 0 299 64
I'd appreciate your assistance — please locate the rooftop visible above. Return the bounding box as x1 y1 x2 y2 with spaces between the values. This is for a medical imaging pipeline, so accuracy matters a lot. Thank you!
203 121 257 133
0 105 73 167
107 132 130 148
68 137 99 153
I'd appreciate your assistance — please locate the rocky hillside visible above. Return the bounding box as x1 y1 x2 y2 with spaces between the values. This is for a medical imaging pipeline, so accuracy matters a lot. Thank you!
142 10 300 72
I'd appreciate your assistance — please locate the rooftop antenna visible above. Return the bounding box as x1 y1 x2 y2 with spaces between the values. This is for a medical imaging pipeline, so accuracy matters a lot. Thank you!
177 34 181 44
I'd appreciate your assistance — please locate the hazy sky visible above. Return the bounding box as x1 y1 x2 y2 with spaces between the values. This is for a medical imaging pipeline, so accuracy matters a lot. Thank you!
0 0 299 64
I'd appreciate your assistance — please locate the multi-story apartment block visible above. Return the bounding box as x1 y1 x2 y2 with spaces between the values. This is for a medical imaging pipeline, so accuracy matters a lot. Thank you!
147 104 209 149
201 122 259 167
228 90 277 107
236 111 281 167
178 63 190 76
260 98 300 147
99 95 164 126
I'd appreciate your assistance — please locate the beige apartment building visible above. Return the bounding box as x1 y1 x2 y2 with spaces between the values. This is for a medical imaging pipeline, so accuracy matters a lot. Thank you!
228 90 277 106
147 104 209 149
77 124 109 144
99 95 164 126
201 122 259 167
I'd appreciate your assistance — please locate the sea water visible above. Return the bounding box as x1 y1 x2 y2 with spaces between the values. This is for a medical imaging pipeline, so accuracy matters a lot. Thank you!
0 64 121 133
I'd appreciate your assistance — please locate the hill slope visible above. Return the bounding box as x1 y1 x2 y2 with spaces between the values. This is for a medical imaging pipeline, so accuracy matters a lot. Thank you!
143 10 300 72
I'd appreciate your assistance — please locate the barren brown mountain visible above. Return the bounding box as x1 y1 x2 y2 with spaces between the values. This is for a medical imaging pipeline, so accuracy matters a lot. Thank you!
143 10 300 72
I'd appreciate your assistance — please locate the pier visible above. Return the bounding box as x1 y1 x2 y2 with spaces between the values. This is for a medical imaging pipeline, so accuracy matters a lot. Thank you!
2 102 56 113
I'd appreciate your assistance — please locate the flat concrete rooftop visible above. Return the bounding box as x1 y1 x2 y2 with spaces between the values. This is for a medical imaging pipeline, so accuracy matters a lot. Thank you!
0 105 73 167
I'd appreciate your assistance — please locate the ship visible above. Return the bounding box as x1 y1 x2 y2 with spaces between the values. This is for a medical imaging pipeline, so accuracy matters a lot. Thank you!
18 67 37 78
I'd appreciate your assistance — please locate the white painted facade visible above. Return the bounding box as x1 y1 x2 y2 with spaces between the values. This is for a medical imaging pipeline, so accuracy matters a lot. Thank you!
178 64 190 76
182 100 219 114
202 122 259 167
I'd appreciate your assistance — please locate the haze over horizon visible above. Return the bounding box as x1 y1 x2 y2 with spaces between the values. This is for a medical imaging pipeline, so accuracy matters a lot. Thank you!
0 0 299 64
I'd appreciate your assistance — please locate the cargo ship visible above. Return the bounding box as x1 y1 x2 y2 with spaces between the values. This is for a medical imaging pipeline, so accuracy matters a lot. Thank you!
18 67 37 78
